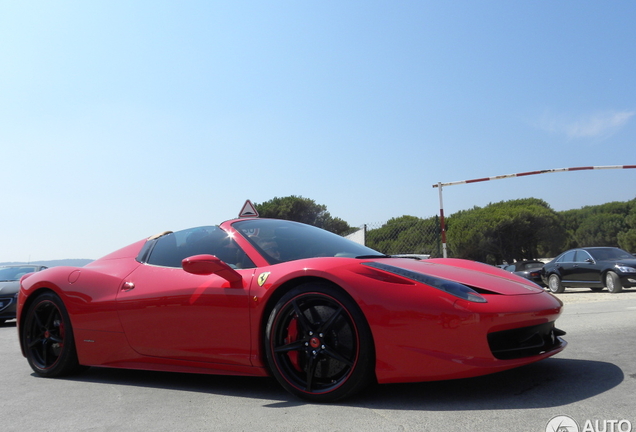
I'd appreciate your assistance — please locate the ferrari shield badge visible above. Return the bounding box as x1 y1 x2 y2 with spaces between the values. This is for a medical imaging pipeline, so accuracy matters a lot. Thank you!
257 272 271 287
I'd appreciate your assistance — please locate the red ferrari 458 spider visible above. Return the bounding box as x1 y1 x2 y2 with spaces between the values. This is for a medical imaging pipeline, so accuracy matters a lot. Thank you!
18 216 566 402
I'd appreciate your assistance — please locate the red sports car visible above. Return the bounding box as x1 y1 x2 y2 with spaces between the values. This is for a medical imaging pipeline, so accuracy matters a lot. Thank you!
18 217 566 402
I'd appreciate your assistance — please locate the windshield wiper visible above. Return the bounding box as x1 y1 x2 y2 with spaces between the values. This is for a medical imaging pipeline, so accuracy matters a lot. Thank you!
355 254 391 259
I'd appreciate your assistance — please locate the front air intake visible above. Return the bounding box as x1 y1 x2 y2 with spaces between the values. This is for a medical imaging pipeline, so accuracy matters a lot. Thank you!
488 322 565 360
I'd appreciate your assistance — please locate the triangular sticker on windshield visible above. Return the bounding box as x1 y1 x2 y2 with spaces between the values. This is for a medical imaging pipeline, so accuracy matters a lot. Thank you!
239 200 259 218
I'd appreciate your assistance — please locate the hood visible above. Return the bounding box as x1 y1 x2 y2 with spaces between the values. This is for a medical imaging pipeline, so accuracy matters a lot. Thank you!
375 258 544 295
615 258 636 267
0 280 20 295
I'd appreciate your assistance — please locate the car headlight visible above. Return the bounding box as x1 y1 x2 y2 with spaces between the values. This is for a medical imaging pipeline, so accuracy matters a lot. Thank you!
615 264 636 273
362 262 487 303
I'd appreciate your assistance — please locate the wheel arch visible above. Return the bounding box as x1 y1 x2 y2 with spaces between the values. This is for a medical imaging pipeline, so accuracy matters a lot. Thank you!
18 287 62 356
600 269 612 282
548 271 565 283
258 276 375 374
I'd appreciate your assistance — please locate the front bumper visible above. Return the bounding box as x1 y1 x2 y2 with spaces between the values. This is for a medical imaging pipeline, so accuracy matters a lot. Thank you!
0 295 17 321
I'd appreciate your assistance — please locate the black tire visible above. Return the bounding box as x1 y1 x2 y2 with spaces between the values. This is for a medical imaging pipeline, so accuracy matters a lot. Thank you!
265 282 374 402
548 274 565 294
22 292 84 377
605 271 623 294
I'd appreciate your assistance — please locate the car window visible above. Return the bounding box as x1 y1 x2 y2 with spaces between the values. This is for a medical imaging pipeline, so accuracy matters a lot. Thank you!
146 226 255 269
522 262 543 270
558 251 576 263
574 250 593 262
504 265 515 272
0 266 39 282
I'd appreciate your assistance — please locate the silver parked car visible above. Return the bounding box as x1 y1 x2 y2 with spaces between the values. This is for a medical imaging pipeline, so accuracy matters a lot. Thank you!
0 265 47 324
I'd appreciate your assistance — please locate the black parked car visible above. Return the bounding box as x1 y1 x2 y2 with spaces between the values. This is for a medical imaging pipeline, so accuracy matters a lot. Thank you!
503 260 545 286
0 265 48 324
541 247 636 294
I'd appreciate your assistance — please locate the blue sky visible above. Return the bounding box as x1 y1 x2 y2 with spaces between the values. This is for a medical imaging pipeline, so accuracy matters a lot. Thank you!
1 1 635 262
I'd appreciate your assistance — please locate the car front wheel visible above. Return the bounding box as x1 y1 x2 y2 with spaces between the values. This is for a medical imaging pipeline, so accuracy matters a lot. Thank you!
22 292 84 377
605 271 623 294
548 274 564 293
265 282 374 402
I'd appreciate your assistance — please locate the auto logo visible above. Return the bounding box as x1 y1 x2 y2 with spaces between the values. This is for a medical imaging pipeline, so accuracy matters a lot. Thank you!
546 415 579 432
257 272 271 287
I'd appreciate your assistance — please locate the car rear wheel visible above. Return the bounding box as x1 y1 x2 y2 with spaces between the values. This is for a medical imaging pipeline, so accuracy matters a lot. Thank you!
22 292 84 377
605 271 623 294
265 282 374 402
548 274 564 293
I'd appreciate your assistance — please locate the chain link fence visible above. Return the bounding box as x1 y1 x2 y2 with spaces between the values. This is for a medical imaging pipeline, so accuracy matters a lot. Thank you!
345 216 443 258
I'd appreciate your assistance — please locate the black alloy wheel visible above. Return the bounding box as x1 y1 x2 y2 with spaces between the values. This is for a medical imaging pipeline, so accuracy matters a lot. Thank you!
22 292 83 377
265 282 374 402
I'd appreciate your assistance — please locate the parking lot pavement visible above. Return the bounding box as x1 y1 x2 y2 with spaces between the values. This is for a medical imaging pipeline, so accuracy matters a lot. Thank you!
550 287 636 304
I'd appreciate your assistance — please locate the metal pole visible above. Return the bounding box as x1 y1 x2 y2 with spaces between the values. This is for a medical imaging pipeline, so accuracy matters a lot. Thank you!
437 182 447 258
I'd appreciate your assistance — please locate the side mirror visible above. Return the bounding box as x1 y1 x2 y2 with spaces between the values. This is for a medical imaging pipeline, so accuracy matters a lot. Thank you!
182 254 242 284
585 258 594 264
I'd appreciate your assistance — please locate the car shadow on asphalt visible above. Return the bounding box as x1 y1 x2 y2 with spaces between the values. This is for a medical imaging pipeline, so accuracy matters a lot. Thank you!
351 357 623 411
55 356 622 410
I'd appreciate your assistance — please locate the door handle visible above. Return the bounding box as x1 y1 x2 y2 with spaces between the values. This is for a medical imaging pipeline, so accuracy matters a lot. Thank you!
121 281 135 291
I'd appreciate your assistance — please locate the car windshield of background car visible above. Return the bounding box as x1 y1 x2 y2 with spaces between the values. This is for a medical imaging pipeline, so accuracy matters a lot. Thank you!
0 266 37 282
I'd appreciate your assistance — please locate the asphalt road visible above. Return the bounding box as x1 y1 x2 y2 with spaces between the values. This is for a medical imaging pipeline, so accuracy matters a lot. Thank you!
1 290 635 432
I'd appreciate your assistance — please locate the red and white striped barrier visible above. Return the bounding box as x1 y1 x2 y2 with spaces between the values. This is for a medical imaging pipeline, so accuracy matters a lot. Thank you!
432 165 636 188
432 165 636 257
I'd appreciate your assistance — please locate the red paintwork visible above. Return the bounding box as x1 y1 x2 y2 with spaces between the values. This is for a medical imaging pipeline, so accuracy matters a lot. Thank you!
18 218 565 385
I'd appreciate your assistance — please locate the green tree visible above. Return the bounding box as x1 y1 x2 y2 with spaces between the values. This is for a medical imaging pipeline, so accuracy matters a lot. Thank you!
366 215 441 256
446 198 564 264
575 213 628 246
559 208 583 249
559 199 635 248
444 206 486 261
618 203 636 252
254 196 351 235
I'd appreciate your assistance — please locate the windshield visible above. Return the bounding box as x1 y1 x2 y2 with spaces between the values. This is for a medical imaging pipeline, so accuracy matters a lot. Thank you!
0 266 39 282
233 219 383 264
587 248 634 261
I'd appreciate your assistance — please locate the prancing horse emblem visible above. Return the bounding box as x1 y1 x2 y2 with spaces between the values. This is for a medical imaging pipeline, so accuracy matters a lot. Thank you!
258 272 271 287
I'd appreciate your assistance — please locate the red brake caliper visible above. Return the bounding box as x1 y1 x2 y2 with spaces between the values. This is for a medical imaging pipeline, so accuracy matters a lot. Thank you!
285 317 301 371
